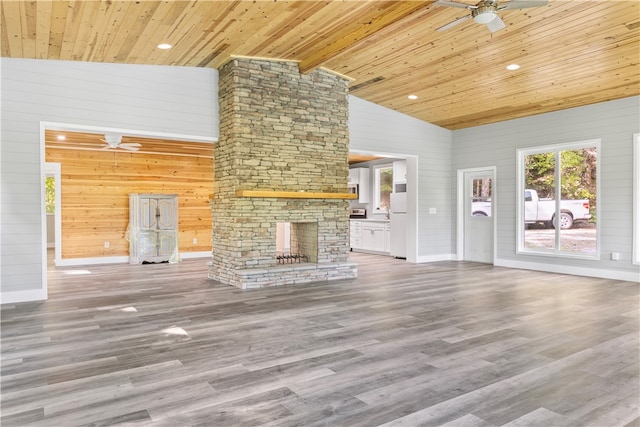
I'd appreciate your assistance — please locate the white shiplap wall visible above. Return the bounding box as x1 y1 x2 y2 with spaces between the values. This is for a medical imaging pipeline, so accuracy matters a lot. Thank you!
349 96 454 260
452 96 640 281
0 58 218 302
2 57 636 303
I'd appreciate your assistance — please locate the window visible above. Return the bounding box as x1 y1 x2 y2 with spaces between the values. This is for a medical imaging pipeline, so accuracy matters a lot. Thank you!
471 177 492 217
518 140 599 258
374 165 393 212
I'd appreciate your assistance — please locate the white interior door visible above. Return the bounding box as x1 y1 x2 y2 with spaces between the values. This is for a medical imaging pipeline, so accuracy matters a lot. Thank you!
463 169 495 263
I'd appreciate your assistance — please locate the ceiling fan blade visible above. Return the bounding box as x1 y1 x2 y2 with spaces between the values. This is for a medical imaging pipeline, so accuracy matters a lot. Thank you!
436 15 471 32
500 0 548 10
118 144 140 151
487 15 506 32
121 143 142 148
100 145 112 150
434 0 476 9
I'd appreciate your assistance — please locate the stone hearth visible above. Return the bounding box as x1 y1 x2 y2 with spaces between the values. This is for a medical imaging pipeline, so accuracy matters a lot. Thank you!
209 58 357 289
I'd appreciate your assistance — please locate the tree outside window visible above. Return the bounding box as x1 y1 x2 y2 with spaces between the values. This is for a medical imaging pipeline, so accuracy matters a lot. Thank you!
46 177 55 214
519 140 599 257
375 166 393 211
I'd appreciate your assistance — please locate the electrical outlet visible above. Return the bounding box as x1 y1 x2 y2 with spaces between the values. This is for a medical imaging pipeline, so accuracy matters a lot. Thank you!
192 238 198 244
104 241 110 248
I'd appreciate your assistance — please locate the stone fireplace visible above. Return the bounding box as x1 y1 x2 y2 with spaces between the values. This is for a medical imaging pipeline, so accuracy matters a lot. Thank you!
276 222 318 264
209 58 357 289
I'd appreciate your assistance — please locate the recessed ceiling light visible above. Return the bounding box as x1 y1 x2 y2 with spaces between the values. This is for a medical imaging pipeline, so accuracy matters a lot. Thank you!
157 43 172 50
56 135 66 141
408 94 418 100
506 64 520 71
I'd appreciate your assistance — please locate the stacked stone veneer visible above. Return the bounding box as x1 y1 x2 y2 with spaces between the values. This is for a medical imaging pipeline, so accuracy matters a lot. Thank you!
290 222 318 263
209 58 357 289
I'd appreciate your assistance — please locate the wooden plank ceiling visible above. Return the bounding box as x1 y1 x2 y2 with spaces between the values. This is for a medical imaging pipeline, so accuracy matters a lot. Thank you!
45 129 381 164
3 1 639 130
45 130 215 158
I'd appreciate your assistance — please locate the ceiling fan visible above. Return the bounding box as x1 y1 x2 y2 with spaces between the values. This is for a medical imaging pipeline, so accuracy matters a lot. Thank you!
100 133 141 151
435 0 548 33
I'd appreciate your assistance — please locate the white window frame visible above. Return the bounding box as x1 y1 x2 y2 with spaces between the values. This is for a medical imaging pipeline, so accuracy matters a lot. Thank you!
634 133 640 265
517 139 601 259
373 163 393 213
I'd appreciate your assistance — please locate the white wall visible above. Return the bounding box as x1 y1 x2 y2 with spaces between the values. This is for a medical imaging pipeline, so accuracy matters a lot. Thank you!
348 96 454 260
452 96 640 281
0 58 218 303
2 57 636 303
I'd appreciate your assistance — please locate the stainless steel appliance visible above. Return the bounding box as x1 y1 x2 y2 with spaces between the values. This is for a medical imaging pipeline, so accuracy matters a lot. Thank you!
350 208 366 219
390 192 407 258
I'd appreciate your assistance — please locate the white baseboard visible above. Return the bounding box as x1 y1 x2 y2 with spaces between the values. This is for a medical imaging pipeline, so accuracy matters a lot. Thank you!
1 289 47 304
56 256 130 267
180 251 212 259
415 253 456 263
55 252 212 267
495 258 640 282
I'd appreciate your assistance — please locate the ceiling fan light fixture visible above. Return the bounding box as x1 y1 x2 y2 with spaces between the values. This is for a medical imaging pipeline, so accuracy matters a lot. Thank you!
473 7 498 24
104 133 122 147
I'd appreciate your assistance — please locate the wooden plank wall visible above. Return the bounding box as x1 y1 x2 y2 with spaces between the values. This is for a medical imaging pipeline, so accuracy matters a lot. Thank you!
45 148 214 259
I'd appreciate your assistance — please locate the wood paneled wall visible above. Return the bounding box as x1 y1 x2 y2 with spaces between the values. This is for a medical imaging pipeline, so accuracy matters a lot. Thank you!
46 148 213 260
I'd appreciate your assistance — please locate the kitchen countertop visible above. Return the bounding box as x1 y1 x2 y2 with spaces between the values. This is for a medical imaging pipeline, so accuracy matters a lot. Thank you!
350 218 390 223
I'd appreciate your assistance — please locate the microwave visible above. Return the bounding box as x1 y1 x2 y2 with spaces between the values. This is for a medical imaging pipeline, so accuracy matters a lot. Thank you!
348 183 359 195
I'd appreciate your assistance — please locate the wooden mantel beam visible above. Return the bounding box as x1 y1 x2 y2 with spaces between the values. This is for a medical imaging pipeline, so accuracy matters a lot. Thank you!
235 190 357 199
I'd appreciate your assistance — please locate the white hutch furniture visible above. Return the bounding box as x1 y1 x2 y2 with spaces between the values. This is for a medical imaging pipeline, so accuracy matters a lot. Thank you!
128 193 178 264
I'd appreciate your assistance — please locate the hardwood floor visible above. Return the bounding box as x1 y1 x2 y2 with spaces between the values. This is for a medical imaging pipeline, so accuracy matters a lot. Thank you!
1 253 638 426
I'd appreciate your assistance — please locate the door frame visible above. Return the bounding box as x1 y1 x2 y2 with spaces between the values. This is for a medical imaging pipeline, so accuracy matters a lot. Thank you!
456 166 497 263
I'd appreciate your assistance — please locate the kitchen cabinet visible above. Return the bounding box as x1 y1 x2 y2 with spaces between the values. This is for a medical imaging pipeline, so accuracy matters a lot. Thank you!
129 193 178 264
393 160 407 184
385 223 391 253
361 223 386 253
348 167 370 203
350 220 362 250
351 220 390 254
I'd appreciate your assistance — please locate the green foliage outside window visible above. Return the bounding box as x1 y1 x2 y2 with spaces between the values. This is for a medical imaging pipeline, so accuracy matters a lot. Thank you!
524 148 597 210
378 167 393 210
46 177 55 213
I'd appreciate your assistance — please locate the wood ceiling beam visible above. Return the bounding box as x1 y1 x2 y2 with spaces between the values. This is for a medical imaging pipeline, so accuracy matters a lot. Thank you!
297 1 433 74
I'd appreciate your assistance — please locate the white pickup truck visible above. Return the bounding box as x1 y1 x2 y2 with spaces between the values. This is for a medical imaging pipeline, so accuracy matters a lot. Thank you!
472 189 591 229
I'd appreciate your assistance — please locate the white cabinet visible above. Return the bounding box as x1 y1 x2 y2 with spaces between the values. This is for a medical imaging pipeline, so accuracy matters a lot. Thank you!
384 222 391 253
349 167 370 203
361 222 387 253
351 220 390 254
348 168 359 184
393 160 407 184
350 220 362 250
129 194 178 264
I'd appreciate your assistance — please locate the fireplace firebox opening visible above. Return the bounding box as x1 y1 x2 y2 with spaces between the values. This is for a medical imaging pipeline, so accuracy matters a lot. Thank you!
276 222 318 264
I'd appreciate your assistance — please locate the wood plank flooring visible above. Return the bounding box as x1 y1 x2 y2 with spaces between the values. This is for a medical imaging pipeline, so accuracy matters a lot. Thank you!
1 253 638 426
